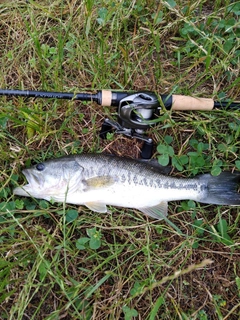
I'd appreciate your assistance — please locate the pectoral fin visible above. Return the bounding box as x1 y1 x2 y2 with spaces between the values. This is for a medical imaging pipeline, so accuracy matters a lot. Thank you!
85 202 108 213
138 201 168 220
84 176 115 190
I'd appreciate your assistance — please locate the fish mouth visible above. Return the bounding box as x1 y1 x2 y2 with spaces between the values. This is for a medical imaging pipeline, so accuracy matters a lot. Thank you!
13 169 44 196
23 169 43 186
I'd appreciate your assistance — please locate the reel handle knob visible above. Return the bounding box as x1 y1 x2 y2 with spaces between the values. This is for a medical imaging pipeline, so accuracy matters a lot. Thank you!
140 139 154 159
99 121 113 139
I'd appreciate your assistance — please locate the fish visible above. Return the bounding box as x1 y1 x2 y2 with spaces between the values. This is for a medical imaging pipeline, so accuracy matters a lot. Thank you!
13 153 240 220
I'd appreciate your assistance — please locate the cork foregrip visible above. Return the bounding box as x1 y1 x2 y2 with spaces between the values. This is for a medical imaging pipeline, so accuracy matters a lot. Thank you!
172 95 214 110
101 90 112 106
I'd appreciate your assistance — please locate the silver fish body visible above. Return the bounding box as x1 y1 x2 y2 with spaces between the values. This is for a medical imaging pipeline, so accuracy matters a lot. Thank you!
13 154 240 219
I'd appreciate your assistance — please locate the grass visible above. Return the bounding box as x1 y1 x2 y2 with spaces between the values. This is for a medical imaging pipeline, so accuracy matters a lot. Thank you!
0 0 239 319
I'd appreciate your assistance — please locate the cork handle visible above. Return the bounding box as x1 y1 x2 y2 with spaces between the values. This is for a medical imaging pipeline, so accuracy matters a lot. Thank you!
172 95 214 110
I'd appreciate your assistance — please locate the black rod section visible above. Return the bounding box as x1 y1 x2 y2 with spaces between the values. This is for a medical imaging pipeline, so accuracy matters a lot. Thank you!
213 100 240 110
0 89 102 103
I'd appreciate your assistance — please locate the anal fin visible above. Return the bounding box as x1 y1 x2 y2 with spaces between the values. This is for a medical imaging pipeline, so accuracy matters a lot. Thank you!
138 201 168 220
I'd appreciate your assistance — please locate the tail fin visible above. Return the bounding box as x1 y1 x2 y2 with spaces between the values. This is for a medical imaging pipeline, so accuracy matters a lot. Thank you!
199 172 240 205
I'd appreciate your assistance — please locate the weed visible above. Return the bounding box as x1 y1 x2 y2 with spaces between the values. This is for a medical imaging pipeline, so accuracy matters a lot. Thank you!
76 227 102 250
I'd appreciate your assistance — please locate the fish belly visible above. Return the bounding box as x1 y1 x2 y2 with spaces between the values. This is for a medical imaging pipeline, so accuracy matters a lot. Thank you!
65 180 202 209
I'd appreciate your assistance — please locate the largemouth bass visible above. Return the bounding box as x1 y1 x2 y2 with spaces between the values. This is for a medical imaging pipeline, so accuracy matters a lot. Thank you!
13 154 240 219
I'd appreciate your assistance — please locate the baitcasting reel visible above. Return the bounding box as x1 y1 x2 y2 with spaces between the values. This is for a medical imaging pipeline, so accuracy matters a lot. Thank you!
99 92 160 159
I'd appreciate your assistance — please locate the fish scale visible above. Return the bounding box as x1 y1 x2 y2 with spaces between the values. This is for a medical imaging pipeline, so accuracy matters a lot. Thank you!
13 153 240 220
83 155 198 191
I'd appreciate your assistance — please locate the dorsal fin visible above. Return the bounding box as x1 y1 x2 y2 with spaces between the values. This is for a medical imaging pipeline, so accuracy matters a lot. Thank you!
138 159 172 175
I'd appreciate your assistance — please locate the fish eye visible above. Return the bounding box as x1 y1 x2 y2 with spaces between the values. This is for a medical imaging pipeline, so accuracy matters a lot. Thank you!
36 163 45 171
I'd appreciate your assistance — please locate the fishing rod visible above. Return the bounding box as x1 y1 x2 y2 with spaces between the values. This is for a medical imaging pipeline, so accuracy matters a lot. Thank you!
0 88 239 158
